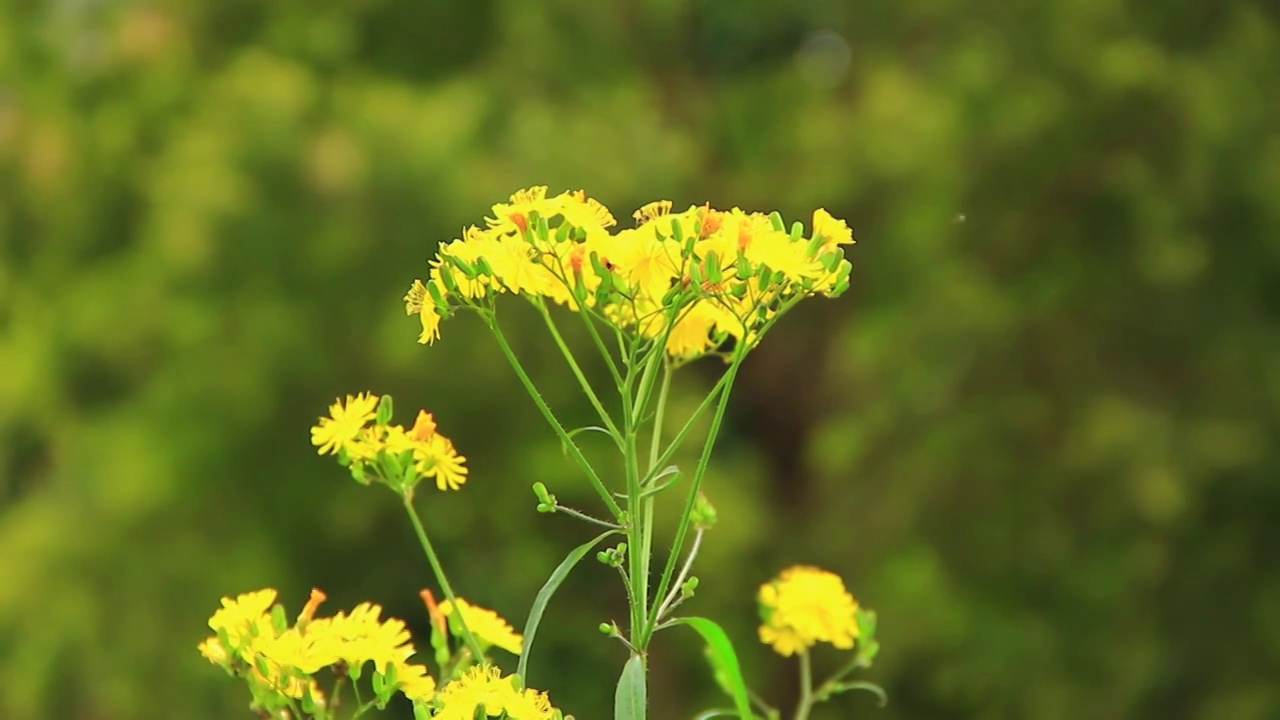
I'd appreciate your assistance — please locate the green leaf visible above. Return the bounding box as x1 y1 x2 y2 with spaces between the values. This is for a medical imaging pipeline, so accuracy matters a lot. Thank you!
672 617 755 719
518 530 617 681
828 681 888 707
567 425 613 440
614 654 647 720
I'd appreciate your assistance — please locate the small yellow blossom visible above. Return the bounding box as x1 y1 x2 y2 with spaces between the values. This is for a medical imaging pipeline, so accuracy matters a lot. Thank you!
633 199 673 224
758 565 860 656
311 392 378 455
560 188 617 230
437 597 523 655
204 588 279 660
395 659 438 701
431 664 554 720
418 434 468 490
812 208 854 250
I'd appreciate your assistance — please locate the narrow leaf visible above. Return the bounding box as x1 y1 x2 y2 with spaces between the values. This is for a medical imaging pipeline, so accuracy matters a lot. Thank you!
518 530 617 681
672 617 755 719
614 654 647 720
829 681 888 707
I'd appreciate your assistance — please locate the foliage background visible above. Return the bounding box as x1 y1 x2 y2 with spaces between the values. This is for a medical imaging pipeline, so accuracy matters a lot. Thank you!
2 1 1278 718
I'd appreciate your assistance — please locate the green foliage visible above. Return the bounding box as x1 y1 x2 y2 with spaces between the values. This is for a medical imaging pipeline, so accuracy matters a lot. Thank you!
1 0 1278 719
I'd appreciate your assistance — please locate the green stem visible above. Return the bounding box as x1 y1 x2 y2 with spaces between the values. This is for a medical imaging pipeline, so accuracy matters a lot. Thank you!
647 365 673 474
623 394 645 644
647 352 744 632
536 301 623 442
554 504 623 529
487 314 624 518
647 369 734 481
401 495 486 661
575 304 627 393
329 675 346 717
795 650 815 720
634 365 673 642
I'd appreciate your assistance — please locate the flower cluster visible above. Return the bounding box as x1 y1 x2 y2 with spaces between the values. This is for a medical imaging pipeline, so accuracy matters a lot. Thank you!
198 588 436 714
310 393 467 492
201 590 563 719
758 566 861 657
405 187 855 360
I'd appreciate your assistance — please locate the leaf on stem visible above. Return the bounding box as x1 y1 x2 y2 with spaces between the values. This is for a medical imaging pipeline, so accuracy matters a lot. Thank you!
614 654 647 720
518 530 617 681
671 617 756 719
826 681 888 707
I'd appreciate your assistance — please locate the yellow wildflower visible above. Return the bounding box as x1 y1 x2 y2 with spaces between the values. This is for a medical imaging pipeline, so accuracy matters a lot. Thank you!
203 588 279 661
486 186 560 237
395 659 438 701
633 199 673 224
487 234 551 296
432 664 554 720
416 433 467 490
758 565 860 656
311 392 378 455
559 188 617 230
437 597 523 655
418 299 442 346
433 229 495 300
812 208 854 250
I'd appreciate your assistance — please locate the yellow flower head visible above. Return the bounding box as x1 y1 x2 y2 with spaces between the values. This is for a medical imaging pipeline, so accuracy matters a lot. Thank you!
432 664 554 720
311 392 378 456
437 597 523 655
758 566 860 656
416 433 468 491
560 188 617 230
812 208 854 250
395 659 438 702
202 588 280 661
633 199 673 224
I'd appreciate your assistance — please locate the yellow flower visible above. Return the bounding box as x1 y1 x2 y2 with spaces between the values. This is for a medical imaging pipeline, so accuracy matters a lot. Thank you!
395 659 438 701
202 588 279 662
405 279 446 345
433 229 495 300
485 234 547 296
437 597 523 655
432 664 554 720
633 199 673 224
311 392 379 455
415 434 466 490
485 186 564 238
321 602 416 673
758 566 860 656
812 208 854 250
559 188 617 230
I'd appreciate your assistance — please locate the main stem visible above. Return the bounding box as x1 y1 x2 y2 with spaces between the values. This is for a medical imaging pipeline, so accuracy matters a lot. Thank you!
626 347 665 648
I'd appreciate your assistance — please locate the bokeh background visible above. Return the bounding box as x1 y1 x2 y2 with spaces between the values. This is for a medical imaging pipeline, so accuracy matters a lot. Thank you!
2 1 1279 718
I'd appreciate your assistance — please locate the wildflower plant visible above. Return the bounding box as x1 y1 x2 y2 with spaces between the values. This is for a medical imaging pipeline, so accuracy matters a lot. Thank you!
201 187 884 719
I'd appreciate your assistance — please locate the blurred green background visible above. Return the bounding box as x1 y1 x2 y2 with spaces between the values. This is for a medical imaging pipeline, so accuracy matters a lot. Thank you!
2 0 1278 718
